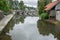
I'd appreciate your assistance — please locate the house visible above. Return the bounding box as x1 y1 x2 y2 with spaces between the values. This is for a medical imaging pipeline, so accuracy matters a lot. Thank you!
44 0 60 21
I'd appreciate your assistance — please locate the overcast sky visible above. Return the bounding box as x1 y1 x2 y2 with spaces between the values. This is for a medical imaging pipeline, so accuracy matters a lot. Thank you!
52 0 57 2
18 0 38 8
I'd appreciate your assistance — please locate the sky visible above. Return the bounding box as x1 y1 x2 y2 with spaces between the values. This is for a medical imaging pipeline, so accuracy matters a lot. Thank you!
52 0 57 2
17 0 57 8
18 0 38 8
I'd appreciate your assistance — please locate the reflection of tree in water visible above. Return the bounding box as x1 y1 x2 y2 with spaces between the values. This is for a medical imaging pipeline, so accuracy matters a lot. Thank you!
0 17 15 40
37 20 55 35
52 25 60 40
14 14 26 24
1 18 15 33
0 34 11 40
0 14 26 40
37 20 60 40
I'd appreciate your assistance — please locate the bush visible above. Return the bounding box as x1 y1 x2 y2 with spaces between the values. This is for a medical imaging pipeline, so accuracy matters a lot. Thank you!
40 12 48 20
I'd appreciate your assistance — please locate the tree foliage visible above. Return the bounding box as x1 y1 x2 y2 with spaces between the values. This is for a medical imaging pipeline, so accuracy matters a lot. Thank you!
19 1 25 10
9 0 13 9
38 0 52 14
0 0 10 12
40 12 48 20
12 0 20 10
38 0 52 19
38 0 45 14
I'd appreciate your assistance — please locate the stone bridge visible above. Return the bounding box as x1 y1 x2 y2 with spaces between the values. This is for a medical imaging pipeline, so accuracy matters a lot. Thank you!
16 10 38 16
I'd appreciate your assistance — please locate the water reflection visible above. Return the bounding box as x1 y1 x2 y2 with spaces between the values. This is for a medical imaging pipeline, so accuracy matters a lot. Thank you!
1 14 26 33
1 15 60 40
0 18 15 40
0 14 26 40
14 14 26 24
37 20 60 40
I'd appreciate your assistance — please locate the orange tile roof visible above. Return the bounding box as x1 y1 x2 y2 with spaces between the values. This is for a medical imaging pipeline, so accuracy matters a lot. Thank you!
44 1 59 11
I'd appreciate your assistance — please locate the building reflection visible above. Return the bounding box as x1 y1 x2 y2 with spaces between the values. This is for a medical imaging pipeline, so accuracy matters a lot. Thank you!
37 20 60 40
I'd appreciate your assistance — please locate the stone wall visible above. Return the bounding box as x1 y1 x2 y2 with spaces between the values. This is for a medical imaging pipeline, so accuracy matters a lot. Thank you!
49 10 56 16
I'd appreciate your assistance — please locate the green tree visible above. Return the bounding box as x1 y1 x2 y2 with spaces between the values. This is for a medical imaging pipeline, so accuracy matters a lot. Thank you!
0 0 10 12
9 0 13 9
44 0 52 6
38 0 52 14
38 0 45 14
19 0 25 10
38 0 52 19
12 0 20 10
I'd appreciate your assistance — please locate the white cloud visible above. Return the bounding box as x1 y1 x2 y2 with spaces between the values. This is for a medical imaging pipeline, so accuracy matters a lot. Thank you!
18 0 38 8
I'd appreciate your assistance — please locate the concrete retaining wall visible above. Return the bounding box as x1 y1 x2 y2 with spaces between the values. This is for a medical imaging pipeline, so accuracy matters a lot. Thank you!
0 11 15 33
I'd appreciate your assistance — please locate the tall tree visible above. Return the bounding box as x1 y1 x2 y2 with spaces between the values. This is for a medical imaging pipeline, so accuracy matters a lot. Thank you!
38 0 52 14
9 0 13 9
38 0 45 14
19 0 25 10
12 0 20 10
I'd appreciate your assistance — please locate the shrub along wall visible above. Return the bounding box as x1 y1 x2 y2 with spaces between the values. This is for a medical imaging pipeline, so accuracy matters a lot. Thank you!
40 12 48 20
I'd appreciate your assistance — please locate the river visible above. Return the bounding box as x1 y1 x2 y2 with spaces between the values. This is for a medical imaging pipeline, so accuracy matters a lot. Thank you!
0 14 60 40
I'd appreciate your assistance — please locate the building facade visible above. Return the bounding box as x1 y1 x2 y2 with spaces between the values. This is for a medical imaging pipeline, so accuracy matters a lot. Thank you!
55 3 60 21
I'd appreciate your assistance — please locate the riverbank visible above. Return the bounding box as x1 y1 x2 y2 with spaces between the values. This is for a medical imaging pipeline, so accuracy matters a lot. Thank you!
45 20 60 25
0 12 15 33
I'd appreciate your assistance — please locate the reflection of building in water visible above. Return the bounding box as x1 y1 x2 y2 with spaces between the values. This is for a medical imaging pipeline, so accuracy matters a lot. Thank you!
37 20 60 40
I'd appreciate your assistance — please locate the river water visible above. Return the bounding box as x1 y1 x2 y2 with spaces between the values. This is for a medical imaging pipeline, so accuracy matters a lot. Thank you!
0 14 60 40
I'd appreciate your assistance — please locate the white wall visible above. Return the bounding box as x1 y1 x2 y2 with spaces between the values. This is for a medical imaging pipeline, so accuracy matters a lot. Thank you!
56 11 60 21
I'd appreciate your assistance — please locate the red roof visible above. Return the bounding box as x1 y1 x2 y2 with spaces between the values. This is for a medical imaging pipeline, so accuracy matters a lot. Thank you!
44 1 59 11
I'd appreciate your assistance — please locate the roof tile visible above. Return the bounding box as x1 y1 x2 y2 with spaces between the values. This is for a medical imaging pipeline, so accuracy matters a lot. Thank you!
44 1 59 11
